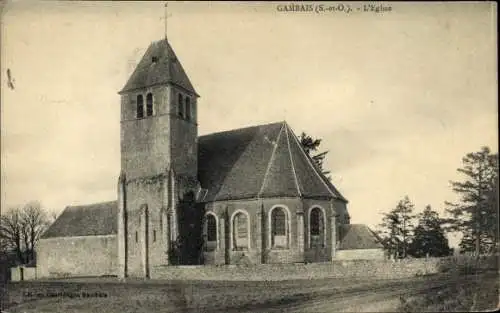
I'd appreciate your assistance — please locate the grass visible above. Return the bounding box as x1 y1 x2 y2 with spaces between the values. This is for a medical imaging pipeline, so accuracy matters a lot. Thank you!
399 259 499 312
1 276 420 313
399 273 498 312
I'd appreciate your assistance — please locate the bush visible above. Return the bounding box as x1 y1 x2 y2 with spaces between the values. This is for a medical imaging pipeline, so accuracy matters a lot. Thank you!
437 255 491 275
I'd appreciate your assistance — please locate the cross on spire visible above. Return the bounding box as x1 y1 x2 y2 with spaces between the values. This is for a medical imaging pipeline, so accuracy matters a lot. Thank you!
163 2 171 40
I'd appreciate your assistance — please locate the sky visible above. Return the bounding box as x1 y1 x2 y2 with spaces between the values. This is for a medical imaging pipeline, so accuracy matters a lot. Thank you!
1 2 497 247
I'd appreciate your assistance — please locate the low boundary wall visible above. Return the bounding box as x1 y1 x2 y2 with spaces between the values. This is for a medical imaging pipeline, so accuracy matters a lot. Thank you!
152 255 498 281
152 258 441 281
10 266 37 281
15 255 497 282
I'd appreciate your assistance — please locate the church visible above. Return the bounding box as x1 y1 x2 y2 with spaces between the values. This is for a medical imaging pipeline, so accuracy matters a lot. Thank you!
37 38 384 279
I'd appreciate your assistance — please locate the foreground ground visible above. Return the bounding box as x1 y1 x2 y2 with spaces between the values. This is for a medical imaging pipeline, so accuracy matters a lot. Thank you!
1 270 498 312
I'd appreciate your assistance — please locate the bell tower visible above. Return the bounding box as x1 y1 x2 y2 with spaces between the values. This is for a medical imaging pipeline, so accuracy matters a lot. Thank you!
119 39 199 180
117 37 200 278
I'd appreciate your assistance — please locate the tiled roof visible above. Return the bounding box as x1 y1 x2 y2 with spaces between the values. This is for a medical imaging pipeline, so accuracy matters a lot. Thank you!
198 121 348 202
46 122 348 237
41 201 117 239
337 224 384 250
119 39 198 96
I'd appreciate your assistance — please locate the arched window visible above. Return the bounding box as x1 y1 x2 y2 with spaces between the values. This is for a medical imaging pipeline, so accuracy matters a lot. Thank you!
232 211 249 251
178 93 184 118
136 94 144 119
310 207 325 248
271 207 289 249
204 213 217 251
146 93 153 117
185 97 191 121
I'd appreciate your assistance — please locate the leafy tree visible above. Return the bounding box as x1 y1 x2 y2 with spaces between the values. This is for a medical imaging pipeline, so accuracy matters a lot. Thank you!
408 205 452 258
299 132 331 180
377 196 416 259
445 146 498 255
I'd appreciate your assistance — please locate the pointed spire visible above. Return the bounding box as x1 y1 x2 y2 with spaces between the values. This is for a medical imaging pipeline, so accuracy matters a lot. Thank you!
119 39 198 96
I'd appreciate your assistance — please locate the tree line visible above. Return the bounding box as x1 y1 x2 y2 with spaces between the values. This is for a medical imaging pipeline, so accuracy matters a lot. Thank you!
299 133 498 258
376 146 498 258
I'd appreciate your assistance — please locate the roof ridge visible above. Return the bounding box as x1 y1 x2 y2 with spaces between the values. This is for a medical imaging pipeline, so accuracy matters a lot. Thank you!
67 200 117 209
285 124 302 197
285 123 338 199
199 121 285 140
257 123 285 198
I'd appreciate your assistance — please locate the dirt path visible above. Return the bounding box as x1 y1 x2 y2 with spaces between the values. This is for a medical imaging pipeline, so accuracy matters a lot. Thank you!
223 273 493 313
3 272 496 313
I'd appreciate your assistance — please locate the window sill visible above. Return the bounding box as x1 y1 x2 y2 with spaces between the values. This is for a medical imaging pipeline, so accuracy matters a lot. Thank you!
232 248 249 252
135 115 156 120
308 246 327 249
205 241 217 252
270 246 290 251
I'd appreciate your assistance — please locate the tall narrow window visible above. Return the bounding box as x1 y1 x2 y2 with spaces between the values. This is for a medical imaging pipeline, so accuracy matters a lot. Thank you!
153 230 157 242
207 215 217 242
310 207 325 248
271 207 288 248
192 101 196 122
135 231 138 243
146 93 153 117
136 95 144 119
233 212 249 251
167 215 172 243
185 97 191 121
178 93 184 118
205 214 217 251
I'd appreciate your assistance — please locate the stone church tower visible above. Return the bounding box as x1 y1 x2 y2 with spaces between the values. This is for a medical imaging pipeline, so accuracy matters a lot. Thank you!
117 39 200 278
36 34 385 281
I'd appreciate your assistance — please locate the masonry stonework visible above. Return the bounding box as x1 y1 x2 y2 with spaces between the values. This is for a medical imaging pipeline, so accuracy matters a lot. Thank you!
37 235 117 278
335 249 386 260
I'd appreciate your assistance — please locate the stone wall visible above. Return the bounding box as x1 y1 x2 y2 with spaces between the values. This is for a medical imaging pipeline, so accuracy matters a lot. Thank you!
203 198 344 265
36 235 117 278
120 86 172 180
336 249 386 260
10 266 37 281
151 257 448 281
124 178 167 277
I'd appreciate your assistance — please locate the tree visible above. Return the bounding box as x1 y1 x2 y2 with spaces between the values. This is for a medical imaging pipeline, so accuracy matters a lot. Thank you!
0 202 51 264
445 146 498 255
20 201 50 264
408 205 452 258
0 207 24 264
299 132 331 180
377 196 416 259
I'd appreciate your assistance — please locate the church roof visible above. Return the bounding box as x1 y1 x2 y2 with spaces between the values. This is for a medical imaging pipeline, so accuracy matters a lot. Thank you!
197 121 348 202
119 39 198 96
41 201 117 239
337 224 384 250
